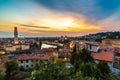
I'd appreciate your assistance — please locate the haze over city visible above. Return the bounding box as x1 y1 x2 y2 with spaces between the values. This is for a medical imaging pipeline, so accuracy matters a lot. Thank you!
0 0 120 37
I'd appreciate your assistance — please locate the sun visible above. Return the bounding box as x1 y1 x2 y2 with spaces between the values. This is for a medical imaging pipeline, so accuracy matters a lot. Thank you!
59 18 74 27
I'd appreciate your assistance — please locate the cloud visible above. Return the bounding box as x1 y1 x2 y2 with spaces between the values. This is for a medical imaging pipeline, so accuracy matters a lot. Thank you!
36 0 102 22
96 10 120 31
1 0 120 37
36 0 120 25
29 30 47 32
20 24 50 28
68 26 102 32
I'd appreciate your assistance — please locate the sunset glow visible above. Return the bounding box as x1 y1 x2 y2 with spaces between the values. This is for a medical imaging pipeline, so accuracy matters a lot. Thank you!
0 0 120 37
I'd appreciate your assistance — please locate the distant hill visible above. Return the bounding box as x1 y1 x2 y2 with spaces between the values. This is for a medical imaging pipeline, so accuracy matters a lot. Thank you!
80 31 120 42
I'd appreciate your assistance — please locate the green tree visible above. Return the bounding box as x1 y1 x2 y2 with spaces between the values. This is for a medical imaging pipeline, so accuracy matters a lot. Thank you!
79 48 93 63
70 48 93 65
97 61 111 80
71 48 94 72
80 62 100 79
81 62 94 77
69 71 97 80
106 72 120 80
14 72 30 80
24 78 32 80
0 71 5 80
4 59 18 80
70 44 77 65
31 60 67 80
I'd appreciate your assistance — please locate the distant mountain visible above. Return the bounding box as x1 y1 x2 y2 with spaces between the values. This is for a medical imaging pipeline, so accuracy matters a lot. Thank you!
80 31 120 42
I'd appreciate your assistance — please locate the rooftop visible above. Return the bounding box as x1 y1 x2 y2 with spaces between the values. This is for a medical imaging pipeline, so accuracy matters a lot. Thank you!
92 52 114 62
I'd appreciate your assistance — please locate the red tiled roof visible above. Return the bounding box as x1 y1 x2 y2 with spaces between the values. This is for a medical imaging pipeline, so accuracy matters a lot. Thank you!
92 52 114 62
85 42 99 46
18 54 40 61
46 52 54 57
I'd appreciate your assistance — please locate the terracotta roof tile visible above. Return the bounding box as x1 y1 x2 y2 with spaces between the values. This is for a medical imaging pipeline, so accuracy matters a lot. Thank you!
92 52 114 62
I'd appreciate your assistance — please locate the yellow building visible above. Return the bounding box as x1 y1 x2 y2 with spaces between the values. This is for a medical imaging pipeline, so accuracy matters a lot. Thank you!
5 45 29 52
0 51 5 55
102 39 120 48
70 41 74 49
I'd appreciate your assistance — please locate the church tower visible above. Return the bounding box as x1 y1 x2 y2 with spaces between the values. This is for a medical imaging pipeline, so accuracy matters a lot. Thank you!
14 27 19 44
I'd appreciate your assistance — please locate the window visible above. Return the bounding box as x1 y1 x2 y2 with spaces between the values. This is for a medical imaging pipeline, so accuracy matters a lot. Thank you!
31 60 33 62
104 49 107 52
26 65 29 67
119 60 120 64
20 66 23 68
26 60 29 63
31 64 33 67
36 60 38 62
20 66 24 71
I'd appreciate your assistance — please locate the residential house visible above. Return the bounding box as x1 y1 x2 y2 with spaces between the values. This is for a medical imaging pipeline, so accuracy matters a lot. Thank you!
92 52 120 73
113 48 120 70
18 54 40 69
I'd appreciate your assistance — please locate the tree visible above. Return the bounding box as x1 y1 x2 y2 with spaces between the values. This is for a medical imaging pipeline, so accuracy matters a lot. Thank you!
70 48 94 72
68 70 97 80
4 59 18 80
70 44 77 65
24 78 32 80
14 72 30 80
70 48 93 65
108 72 120 80
31 60 67 80
80 62 100 79
0 71 5 80
97 61 111 79
78 48 93 63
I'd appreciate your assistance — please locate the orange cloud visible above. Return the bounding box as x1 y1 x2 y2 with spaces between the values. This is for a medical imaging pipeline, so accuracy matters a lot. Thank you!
0 5 103 36
68 26 102 32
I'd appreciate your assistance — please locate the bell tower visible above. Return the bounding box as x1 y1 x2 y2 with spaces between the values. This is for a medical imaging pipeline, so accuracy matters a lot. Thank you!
14 27 18 44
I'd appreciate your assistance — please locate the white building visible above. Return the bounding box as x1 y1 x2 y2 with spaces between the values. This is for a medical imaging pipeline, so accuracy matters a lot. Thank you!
85 42 100 52
41 44 57 49
18 54 40 69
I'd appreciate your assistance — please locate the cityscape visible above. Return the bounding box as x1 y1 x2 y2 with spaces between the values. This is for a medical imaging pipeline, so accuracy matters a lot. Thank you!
0 0 120 80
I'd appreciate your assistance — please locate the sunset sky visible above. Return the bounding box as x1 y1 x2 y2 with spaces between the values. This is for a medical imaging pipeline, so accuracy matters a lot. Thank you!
0 0 120 37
